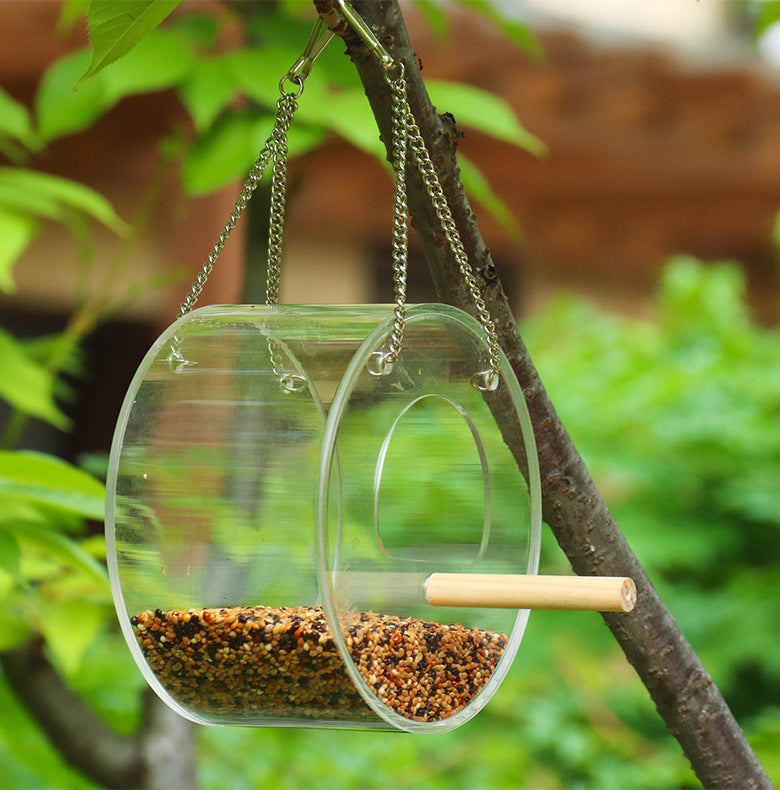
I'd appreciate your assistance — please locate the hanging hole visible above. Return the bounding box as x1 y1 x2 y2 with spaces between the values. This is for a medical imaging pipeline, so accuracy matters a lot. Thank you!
279 374 306 393
471 370 499 392
367 351 394 377
166 341 197 374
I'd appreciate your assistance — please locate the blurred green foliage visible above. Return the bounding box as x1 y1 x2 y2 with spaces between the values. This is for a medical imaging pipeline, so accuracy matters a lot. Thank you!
2 257 778 787
44 1 542 223
0 1 777 786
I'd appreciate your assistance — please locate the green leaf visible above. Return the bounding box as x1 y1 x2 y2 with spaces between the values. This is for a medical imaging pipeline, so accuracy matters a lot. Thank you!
0 329 70 429
39 598 106 675
182 109 325 196
0 602 30 651
455 0 544 59
98 28 196 102
178 54 238 133
182 112 260 195
415 0 452 38
0 566 14 602
79 533 108 562
76 0 182 88
168 11 219 49
36 50 109 141
0 209 37 292
0 87 41 151
298 87 384 158
229 46 308 109
56 0 90 34
38 30 194 142
0 529 21 580
0 167 127 234
756 3 780 36
0 451 105 520
458 154 522 240
427 80 547 155
0 494 53 529
10 520 109 590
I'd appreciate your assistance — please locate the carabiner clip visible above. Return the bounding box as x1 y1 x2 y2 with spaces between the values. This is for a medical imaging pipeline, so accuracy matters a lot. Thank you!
335 0 398 74
281 17 336 95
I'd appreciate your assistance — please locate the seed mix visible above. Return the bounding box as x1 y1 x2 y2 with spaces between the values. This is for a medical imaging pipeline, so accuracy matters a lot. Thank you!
132 605 507 722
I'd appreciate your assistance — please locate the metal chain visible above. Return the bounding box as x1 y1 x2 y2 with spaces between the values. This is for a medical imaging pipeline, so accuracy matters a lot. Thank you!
379 68 502 391
404 98 502 391
173 85 305 391
177 14 333 317
177 88 301 319
174 6 501 391
264 87 306 392
265 92 296 307
368 65 409 376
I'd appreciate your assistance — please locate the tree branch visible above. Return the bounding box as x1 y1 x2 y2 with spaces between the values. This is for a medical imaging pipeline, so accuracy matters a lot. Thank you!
0 636 198 789
312 2 772 787
1 636 141 789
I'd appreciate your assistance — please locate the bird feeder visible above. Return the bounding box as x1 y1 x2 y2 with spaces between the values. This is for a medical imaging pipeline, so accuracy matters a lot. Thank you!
108 302 546 731
105 1 635 735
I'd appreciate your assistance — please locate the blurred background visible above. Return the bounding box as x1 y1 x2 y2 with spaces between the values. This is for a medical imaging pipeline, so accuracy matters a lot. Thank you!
0 0 778 787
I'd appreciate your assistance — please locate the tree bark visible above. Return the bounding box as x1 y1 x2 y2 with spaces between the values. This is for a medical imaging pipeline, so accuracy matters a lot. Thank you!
0 636 198 789
311 2 772 787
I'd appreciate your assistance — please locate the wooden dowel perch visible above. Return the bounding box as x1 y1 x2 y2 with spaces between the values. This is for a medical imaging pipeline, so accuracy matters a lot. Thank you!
425 574 637 612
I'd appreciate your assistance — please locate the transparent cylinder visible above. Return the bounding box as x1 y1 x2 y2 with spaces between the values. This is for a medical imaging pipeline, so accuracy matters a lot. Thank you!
106 303 541 731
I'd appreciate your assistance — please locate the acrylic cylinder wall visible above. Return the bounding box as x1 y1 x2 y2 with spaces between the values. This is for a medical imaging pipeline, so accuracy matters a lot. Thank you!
106 303 541 732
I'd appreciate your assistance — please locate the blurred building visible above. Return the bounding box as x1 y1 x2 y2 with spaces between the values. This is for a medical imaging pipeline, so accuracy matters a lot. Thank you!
282 1 780 317
1 0 778 455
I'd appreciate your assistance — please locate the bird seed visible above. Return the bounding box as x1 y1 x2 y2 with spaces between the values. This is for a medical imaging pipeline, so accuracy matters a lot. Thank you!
132 605 506 722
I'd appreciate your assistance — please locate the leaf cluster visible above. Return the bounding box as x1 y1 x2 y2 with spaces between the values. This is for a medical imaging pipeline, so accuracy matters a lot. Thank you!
524 257 780 736
54 0 543 229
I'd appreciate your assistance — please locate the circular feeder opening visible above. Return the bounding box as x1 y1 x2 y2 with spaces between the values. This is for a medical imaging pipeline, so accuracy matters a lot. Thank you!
374 393 491 563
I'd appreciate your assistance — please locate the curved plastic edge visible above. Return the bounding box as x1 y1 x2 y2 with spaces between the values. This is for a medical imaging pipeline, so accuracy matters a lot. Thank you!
105 310 202 723
105 304 338 728
316 303 542 734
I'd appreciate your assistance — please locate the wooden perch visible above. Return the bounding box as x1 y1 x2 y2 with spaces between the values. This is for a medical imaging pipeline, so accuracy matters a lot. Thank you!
426 574 636 612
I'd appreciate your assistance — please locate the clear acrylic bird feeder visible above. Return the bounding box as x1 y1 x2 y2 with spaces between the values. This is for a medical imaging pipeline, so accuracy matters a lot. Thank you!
107 300 542 731
106 2 634 734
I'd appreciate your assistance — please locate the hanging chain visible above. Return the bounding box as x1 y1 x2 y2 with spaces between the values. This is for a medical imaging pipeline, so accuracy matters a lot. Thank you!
376 66 502 391
265 94 294 307
330 0 503 389
172 19 334 390
265 84 306 392
177 90 300 319
174 3 502 391
403 90 502 391
176 15 334 318
368 65 409 376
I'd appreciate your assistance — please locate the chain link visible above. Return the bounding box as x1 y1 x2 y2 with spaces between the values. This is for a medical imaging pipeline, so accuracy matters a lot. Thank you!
265 91 297 307
177 90 300 319
264 89 306 391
